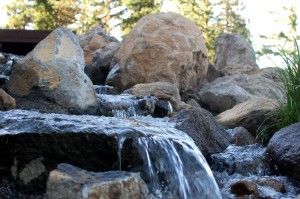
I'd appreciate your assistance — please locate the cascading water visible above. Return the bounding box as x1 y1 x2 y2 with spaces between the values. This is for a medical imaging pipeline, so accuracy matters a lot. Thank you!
116 117 222 199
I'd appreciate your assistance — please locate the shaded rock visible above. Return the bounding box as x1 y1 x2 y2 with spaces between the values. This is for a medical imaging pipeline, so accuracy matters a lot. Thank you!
206 64 223 82
45 163 154 199
85 42 120 85
170 107 231 155
124 81 181 111
197 73 284 113
267 123 300 182
78 25 118 66
106 13 209 93
0 88 16 110
214 33 258 71
210 144 270 176
216 98 277 135
185 98 201 108
0 74 9 90
227 127 256 146
7 27 98 114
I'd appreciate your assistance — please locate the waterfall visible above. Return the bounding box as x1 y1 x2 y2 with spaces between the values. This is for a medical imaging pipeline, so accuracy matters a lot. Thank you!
116 119 222 199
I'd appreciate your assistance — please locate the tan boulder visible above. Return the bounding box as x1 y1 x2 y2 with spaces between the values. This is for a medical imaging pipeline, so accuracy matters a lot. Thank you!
106 13 209 93
0 88 16 110
7 27 98 114
216 98 278 135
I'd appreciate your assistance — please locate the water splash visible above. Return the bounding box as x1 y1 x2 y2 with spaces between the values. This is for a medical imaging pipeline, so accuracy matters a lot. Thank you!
116 136 127 171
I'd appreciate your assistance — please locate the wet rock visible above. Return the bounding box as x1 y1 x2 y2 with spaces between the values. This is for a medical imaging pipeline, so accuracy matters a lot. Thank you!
197 73 284 113
216 98 277 135
0 53 6 64
106 13 209 93
217 174 299 199
214 33 258 71
0 88 16 110
94 85 118 95
267 123 300 182
210 144 270 176
97 94 157 117
170 107 231 155
258 179 285 193
230 180 259 197
7 27 98 114
45 163 154 199
0 109 220 198
124 81 182 111
227 127 256 146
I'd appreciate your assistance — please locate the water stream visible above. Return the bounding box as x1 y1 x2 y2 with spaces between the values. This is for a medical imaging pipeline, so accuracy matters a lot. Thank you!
114 117 222 199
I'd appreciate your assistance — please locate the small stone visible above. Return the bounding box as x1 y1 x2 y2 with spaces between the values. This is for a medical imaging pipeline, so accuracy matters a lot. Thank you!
230 180 258 197
0 88 16 110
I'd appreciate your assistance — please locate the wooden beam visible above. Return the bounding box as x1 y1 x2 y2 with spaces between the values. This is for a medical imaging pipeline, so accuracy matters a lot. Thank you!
0 29 52 43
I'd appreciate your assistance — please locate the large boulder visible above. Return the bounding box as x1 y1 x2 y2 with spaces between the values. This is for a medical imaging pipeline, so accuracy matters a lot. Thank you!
45 164 153 199
196 73 284 113
214 33 258 71
7 27 98 114
106 13 209 93
267 123 300 182
0 88 16 110
170 107 231 155
216 98 278 135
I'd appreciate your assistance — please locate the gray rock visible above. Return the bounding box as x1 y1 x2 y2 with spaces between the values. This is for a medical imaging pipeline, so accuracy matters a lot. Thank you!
170 107 231 155
197 73 284 113
214 33 258 70
7 27 98 114
267 123 300 182
227 127 256 146
45 163 154 199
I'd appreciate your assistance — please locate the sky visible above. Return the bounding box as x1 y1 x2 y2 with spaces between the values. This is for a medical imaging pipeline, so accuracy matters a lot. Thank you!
0 0 299 68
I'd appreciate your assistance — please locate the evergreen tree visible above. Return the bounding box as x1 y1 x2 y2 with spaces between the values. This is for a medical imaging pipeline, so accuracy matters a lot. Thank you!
258 6 299 57
175 0 250 62
5 0 34 29
121 0 161 34
217 0 250 41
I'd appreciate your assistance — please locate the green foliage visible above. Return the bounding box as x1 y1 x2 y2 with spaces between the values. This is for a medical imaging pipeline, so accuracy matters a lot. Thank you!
174 0 251 63
5 0 34 29
121 0 161 34
258 6 300 58
257 39 300 145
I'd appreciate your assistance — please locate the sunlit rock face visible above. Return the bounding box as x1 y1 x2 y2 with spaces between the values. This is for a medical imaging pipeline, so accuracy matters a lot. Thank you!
106 12 209 93
7 27 98 114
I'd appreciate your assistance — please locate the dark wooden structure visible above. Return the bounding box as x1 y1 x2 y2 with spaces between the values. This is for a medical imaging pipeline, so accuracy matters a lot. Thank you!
0 29 52 55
